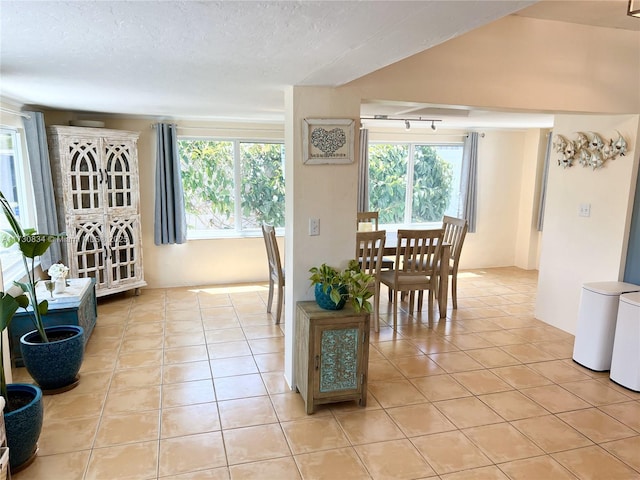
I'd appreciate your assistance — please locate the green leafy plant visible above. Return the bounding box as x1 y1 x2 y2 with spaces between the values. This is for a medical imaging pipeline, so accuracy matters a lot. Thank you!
0 290 29 399
0 190 64 343
309 260 374 313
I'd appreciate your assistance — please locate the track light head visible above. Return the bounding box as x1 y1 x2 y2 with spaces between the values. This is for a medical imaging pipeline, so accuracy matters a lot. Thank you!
431 121 437 131
404 120 411 131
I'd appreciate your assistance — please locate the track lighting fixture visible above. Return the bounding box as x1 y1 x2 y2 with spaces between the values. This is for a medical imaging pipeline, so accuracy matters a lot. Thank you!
628 0 640 17
361 116 442 131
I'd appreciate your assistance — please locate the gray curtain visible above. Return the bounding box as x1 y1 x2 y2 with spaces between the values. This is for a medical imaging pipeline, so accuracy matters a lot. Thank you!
22 111 61 270
461 132 479 233
536 131 553 231
357 128 369 212
154 123 187 245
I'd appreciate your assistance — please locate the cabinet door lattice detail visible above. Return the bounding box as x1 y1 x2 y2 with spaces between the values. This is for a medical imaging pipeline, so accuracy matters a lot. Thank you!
319 328 359 392
48 126 146 297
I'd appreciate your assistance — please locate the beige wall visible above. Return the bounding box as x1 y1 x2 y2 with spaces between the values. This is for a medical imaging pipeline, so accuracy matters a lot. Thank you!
347 15 640 114
536 114 640 334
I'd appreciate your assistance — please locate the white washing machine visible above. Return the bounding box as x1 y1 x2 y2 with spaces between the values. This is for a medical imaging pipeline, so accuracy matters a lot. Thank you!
572 281 640 371
610 292 640 392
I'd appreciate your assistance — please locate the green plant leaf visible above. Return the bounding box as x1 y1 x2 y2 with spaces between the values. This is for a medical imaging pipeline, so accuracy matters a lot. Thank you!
19 234 55 258
37 300 49 316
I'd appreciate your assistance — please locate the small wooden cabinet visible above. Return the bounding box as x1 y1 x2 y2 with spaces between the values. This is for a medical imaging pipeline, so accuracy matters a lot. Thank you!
9 278 97 367
294 301 370 414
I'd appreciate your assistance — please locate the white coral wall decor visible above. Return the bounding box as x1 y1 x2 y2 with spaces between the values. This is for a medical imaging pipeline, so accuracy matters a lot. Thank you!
553 131 628 170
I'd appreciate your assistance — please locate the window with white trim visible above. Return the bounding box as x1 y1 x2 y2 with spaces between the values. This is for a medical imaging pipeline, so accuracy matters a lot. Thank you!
369 142 464 227
179 138 285 238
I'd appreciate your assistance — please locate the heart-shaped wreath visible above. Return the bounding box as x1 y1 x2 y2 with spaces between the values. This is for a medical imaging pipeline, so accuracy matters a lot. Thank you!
310 127 346 156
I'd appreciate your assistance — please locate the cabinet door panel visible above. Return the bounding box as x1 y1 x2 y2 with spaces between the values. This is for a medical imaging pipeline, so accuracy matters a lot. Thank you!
66 137 103 213
71 217 109 290
104 138 138 213
314 323 363 398
107 215 143 285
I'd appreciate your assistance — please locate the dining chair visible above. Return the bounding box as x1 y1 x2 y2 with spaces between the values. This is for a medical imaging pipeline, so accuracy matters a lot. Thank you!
261 224 284 324
355 229 386 332
357 211 394 270
379 229 444 328
442 215 468 309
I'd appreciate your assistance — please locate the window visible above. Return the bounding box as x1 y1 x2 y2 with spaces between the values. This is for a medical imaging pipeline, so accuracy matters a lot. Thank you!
369 142 464 226
179 138 285 238
0 127 35 285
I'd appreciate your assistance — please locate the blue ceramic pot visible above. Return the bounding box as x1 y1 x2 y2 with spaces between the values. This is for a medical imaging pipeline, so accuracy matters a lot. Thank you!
5 383 43 471
314 283 348 310
20 325 84 391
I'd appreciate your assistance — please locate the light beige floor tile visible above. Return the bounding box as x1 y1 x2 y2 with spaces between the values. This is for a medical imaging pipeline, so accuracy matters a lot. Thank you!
329 391 382 413
281 416 350 454
94 410 160 447
124 322 164 337
261 371 289 395
85 441 159 480
334 409 405 445
411 374 472 401
411 430 492 475
242 325 284 340
498 343 555 363
390 355 446 377
208 340 253 359
110 365 162 390
64 370 112 396
116 349 163 369
205 327 246 344
120 334 164 354
368 379 428 408
552 445 640 480
159 431 227 477
103 385 161 415
429 351 484 373
498 456 577 480
253 352 284 372
210 355 258 377
465 347 521 368
533 340 575 360
165 320 203 335
45 392 106 420
161 402 221 438
463 423 544 463
164 331 207 348
223 423 291 465
510 415 592 453
376 339 424 358
355 439 436 479
528 360 592 383
247 336 285 354
411 336 459 354
434 397 505 428
162 466 230 479
368 359 405 381
452 370 513 395
387 403 456 437
490 365 552 389
12 450 90 480
599 401 640 431
270 392 331 422
477 390 548 421
38 416 100 455
559 379 631 406
80 354 117 374
294 447 370 480
162 379 216 407
164 345 209 364
229 457 300 479
445 333 495 350
218 396 279 429
163 361 212 384
214 373 267 400
556 408 637 443
601 435 640 471
520 385 591 413
85 337 122 356
440 465 510 480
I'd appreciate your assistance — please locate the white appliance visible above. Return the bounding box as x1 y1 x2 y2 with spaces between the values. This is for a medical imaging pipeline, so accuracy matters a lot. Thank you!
610 292 640 391
572 281 640 371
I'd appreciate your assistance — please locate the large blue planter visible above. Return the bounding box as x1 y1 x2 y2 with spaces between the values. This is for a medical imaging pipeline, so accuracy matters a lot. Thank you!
20 325 84 392
4 383 43 471
314 283 348 310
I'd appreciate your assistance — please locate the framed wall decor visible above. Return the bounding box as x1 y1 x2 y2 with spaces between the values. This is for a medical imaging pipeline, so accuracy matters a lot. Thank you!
302 118 354 164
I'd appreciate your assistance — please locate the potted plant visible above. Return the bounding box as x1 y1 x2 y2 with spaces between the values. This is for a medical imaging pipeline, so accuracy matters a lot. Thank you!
1 281 43 472
309 259 374 312
0 190 84 393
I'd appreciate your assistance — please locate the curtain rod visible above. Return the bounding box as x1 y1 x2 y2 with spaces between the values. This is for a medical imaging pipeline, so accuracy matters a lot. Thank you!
150 123 283 132
0 107 31 119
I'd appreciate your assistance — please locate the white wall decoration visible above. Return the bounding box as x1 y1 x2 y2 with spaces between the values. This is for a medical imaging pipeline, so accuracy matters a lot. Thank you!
302 118 354 164
553 131 628 169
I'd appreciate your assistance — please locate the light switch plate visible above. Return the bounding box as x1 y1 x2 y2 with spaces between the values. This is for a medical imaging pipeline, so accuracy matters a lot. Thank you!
309 218 320 236
579 203 591 217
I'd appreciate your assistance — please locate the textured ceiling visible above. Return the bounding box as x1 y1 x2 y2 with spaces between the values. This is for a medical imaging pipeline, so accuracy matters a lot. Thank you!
0 0 533 121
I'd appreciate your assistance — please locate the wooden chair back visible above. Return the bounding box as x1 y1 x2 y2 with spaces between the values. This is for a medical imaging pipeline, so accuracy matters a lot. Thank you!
261 224 285 323
395 229 444 280
442 215 468 266
357 211 379 231
355 229 386 331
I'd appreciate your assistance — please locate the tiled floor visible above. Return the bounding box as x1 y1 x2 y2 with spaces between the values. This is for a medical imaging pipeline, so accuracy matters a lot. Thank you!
11 267 640 479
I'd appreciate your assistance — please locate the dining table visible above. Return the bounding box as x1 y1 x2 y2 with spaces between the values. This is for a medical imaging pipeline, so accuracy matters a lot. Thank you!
372 229 450 319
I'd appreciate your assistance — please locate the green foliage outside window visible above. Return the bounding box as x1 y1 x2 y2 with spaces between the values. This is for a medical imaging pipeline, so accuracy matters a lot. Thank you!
369 143 454 224
179 139 285 232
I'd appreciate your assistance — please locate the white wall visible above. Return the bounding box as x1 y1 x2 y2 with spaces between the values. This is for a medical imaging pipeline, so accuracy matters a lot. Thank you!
536 115 640 334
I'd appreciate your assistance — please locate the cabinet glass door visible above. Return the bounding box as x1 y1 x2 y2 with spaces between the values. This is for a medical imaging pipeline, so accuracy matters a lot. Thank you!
72 219 108 290
104 139 136 211
67 138 102 213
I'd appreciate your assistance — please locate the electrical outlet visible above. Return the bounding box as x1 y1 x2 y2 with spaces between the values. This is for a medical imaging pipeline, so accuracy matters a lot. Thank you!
579 203 591 217
309 218 320 236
